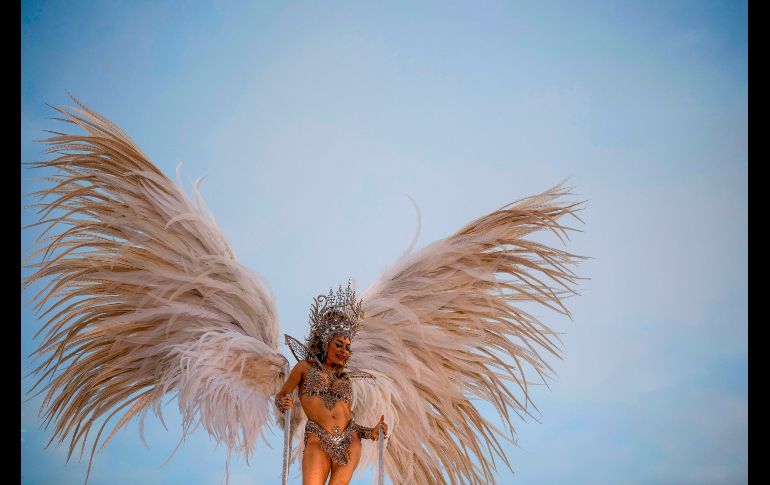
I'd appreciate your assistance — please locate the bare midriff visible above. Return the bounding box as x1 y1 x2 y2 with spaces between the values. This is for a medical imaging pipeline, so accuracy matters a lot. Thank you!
300 395 353 434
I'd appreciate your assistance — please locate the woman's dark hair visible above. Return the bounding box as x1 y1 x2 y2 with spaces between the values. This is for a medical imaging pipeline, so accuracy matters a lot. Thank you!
306 334 326 362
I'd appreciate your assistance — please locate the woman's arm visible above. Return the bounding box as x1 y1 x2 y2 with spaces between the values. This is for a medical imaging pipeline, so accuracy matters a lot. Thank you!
274 360 310 413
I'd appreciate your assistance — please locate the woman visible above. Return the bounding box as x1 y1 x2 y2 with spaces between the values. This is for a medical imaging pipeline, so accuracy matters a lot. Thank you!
275 291 389 485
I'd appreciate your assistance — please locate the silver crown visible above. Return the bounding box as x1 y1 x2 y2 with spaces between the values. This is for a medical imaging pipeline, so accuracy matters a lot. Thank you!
308 279 364 350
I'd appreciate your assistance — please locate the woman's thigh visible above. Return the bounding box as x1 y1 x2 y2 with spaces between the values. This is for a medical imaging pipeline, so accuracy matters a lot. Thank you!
302 434 331 485
328 434 362 485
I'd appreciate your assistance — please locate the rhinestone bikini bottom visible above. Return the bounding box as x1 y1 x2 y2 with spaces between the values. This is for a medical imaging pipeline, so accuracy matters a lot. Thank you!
303 419 355 465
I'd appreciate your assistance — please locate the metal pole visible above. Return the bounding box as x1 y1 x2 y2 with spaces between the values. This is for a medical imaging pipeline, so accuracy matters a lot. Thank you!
281 364 292 485
282 404 291 485
378 428 385 485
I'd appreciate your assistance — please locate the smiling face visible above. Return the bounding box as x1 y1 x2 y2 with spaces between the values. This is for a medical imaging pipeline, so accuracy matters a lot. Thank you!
324 334 351 368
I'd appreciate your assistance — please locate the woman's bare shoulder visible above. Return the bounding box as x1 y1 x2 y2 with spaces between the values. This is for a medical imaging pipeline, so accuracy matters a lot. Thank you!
294 360 314 385
287 359 312 379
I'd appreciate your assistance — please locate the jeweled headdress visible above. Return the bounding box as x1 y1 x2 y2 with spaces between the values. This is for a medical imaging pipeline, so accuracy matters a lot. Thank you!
306 280 364 360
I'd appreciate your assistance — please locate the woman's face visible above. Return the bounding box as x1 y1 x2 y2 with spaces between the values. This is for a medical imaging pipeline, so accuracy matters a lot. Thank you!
325 335 351 367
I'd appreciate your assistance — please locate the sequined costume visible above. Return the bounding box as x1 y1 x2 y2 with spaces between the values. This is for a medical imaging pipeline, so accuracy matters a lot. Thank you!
276 334 377 465
295 360 375 463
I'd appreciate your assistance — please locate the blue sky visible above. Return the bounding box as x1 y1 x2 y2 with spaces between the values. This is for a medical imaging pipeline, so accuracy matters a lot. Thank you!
21 1 747 484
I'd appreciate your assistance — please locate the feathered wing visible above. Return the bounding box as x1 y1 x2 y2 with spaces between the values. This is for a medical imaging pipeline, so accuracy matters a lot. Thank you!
349 183 588 484
22 97 288 482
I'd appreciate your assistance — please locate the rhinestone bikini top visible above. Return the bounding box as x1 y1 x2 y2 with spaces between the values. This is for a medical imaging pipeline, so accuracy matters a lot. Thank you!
300 362 354 410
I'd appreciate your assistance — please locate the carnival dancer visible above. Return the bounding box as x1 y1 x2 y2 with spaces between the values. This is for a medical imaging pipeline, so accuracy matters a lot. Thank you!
275 283 387 484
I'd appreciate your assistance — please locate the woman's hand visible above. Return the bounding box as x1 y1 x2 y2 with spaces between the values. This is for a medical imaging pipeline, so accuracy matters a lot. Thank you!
277 395 294 413
371 415 388 440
